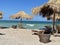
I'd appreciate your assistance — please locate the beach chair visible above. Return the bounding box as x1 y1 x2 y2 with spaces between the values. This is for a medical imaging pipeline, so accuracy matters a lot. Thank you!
11 25 17 29
32 28 51 43
44 26 52 34
32 26 52 35
32 30 45 35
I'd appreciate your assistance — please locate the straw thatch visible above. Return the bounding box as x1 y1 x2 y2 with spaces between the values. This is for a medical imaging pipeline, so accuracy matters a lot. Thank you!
48 0 60 4
10 11 33 19
46 0 60 20
10 14 20 19
32 0 60 19
0 12 3 19
32 5 44 15
16 11 33 19
32 0 60 15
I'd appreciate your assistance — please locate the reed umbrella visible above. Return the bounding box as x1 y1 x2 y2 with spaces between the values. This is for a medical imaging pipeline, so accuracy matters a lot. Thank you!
10 11 33 28
10 11 33 23
32 0 60 34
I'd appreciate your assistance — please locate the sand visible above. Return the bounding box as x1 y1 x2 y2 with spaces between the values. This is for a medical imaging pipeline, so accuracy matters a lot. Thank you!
0 28 60 45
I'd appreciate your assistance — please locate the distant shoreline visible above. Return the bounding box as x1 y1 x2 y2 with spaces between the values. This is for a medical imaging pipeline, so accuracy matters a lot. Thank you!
0 20 60 23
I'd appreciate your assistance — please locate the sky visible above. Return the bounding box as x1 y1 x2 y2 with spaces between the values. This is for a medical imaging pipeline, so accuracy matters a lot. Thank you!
0 0 49 21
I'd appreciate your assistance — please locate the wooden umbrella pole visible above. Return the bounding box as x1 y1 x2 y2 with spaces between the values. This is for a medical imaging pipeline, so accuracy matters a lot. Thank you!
18 18 23 28
20 18 23 27
52 9 56 35
20 18 22 23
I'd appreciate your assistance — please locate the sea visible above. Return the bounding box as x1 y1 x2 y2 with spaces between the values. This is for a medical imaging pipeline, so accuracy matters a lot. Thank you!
0 20 60 29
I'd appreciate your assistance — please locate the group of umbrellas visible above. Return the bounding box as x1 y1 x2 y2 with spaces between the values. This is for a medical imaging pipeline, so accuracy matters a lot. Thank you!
0 0 60 21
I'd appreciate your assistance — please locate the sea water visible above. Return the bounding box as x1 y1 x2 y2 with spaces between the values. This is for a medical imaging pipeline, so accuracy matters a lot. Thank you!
0 20 60 29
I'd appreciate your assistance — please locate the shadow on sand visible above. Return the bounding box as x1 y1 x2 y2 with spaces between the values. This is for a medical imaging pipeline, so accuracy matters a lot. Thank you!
54 35 60 37
0 33 5 35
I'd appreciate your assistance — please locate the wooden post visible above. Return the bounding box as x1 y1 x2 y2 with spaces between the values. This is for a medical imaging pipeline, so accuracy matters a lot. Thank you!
20 18 22 23
18 18 23 28
52 9 56 35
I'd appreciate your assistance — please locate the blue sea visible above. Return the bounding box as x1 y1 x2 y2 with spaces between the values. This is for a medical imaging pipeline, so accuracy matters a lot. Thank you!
0 20 60 29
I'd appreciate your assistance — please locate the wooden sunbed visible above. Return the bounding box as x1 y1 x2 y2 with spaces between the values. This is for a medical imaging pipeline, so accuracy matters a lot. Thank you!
0 26 9 29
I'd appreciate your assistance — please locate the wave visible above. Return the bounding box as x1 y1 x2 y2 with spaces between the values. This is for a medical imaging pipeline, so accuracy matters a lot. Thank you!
26 24 34 27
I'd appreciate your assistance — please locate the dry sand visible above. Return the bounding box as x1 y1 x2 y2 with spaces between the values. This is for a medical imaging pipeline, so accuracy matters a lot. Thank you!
0 29 60 45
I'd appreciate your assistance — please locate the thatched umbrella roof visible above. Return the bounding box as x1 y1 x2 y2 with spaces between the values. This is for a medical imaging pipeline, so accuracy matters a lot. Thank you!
32 0 60 19
0 12 3 19
32 0 60 15
10 11 33 19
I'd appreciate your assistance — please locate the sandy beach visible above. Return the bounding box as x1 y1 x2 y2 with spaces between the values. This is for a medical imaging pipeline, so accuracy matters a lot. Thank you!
0 29 60 45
